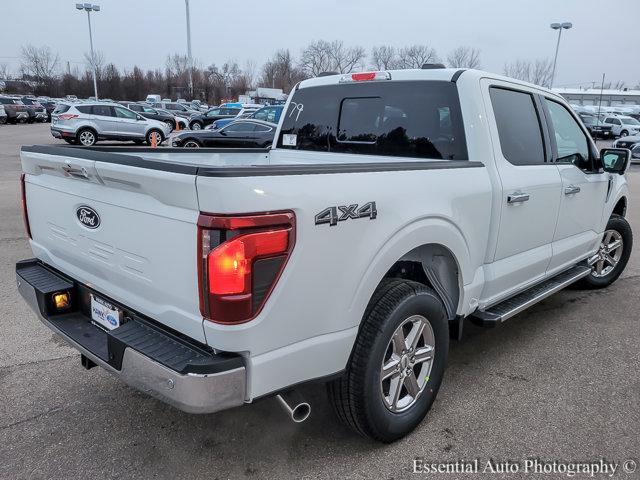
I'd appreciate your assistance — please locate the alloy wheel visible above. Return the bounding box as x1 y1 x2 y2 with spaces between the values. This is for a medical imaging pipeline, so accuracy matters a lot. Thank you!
79 130 95 146
589 229 624 278
380 315 435 413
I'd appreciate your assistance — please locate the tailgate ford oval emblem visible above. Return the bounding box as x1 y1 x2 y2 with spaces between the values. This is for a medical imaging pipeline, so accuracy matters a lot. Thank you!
76 206 101 229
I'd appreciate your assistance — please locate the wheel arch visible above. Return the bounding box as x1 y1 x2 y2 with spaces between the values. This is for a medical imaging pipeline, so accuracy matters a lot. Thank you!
350 217 472 328
613 196 627 217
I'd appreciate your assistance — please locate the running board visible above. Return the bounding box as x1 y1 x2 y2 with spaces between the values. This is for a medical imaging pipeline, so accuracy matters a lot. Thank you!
470 265 591 327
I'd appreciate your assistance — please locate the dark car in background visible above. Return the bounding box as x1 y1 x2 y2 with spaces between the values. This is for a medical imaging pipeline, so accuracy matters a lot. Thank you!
187 106 241 130
38 99 58 122
613 134 640 150
150 101 200 121
119 102 178 131
19 97 48 123
579 113 612 139
171 119 276 148
0 97 29 124
212 104 284 130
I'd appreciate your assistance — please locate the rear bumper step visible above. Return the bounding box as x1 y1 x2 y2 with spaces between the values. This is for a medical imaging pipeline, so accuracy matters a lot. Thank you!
16 259 246 414
470 265 591 326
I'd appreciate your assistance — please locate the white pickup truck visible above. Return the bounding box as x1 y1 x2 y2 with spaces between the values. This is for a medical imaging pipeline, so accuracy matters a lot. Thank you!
17 68 632 442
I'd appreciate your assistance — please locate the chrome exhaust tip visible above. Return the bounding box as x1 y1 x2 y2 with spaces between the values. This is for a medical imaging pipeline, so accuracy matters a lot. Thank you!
276 391 311 423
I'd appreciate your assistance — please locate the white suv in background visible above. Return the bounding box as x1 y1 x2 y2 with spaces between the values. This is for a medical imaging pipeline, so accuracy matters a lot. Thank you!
602 115 640 137
50 102 172 146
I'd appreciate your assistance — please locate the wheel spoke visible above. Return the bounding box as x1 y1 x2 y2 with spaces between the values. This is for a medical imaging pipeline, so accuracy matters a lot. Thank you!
595 258 605 275
588 253 599 266
603 253 617 267
607 239 622 253
602 231 612 246
392 329 406 355
389 376 402 410
404 371 420 397
405 318 426 350
381 357 400 381
413 345 434 365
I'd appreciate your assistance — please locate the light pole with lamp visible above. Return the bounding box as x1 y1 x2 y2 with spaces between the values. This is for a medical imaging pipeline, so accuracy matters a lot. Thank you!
549 22 572 88
76 3 100 100
184 0 193 99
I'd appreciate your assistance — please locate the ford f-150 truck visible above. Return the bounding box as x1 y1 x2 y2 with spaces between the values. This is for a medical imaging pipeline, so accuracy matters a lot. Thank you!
16 68 632 442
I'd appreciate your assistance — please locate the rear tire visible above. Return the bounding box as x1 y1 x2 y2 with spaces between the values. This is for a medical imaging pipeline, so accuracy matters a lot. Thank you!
327 279 449 443
620 130 629 137
182 139 201 148
76 128 97 146
190 121 202 130
578 214 632 289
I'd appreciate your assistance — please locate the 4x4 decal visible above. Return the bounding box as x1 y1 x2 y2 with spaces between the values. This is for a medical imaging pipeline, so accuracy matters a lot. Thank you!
315 202 377 226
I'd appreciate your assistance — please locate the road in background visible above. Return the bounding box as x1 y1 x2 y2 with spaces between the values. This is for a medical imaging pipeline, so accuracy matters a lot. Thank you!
1 124 638 479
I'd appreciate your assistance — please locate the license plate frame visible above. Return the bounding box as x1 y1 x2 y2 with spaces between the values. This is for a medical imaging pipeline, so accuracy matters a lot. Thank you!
90 293 123 331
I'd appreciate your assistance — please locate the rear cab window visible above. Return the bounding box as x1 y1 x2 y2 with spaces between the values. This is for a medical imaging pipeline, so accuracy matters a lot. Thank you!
277 81 468 161
489 87 546 166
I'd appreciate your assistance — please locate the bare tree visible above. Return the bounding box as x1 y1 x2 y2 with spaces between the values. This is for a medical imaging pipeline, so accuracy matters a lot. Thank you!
20 44 60 82
83 50 105 78
261 49 307 92
397 45 439 69
446 46 481 69
371 45 398 70
0 63 10 80
503 58 553 87
165 53 190 78
299 40 366 76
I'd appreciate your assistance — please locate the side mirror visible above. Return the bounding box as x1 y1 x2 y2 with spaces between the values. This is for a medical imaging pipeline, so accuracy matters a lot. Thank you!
601 148 630 175
136 115 144 121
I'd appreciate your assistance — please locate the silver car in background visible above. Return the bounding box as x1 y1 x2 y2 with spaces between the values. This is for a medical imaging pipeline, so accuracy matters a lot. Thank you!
50 102 171 146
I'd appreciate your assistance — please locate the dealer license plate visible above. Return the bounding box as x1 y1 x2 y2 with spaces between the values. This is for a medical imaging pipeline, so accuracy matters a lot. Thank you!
90 294 122 330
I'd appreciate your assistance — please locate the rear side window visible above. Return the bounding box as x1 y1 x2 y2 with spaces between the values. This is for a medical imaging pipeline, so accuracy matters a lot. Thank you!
91 105 113 117
490 87 545 166
277 81 467 160
53 104 71 114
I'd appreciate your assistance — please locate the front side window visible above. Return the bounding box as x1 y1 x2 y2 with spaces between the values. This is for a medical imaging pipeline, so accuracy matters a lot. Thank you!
207 109 221 117
490 87 545 166
142 106 156 113
278 81 467 160
114 106 138 119
128 104 142 112
544 99 590 169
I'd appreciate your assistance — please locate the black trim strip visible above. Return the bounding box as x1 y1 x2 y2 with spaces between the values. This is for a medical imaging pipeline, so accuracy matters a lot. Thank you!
451 69 466 82
22 145 200 174
21 145 483 177
198 161 484 177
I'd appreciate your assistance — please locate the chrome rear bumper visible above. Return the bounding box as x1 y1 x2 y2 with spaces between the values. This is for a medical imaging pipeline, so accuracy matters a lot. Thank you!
16 259 246 414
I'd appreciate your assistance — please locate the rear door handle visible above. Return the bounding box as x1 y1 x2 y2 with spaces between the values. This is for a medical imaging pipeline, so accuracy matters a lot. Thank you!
564 185 581 195
507 192 530 204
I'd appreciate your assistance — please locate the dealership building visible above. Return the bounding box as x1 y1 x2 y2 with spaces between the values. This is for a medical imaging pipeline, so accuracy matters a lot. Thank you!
553 87 640 106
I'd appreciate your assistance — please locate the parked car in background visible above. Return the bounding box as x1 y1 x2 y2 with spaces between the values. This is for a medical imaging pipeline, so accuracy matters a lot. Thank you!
20 97 48 123
171 119 276 147
211 104 285 130
50 102 171 146
602 115 640 137
119 102 178 131
154 108 188 130
150 101 200 120
38 99 58 122
0 104 7 124
613 134 640 150
579 113 612 139
631 143 640 161
0 97 29 123
188 106 242 130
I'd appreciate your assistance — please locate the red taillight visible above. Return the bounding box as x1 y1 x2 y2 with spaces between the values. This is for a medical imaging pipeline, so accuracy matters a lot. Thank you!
57 114 78 121
351 72 377 81
20 174 32 240
198 211 295 324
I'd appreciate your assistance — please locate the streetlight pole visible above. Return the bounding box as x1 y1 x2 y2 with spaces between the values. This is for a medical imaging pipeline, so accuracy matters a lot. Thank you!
549 21 572 89
185 0 193 99
76 3 100 100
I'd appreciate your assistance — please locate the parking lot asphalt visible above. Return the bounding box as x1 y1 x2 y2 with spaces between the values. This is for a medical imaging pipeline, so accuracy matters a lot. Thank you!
1 124 638 480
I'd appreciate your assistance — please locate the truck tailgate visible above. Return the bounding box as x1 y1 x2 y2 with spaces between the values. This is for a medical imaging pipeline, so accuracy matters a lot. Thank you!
21 147 205 342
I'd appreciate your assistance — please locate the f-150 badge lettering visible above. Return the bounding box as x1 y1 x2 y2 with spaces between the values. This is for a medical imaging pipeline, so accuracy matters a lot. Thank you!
76 206 101 229
315 202 377 226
